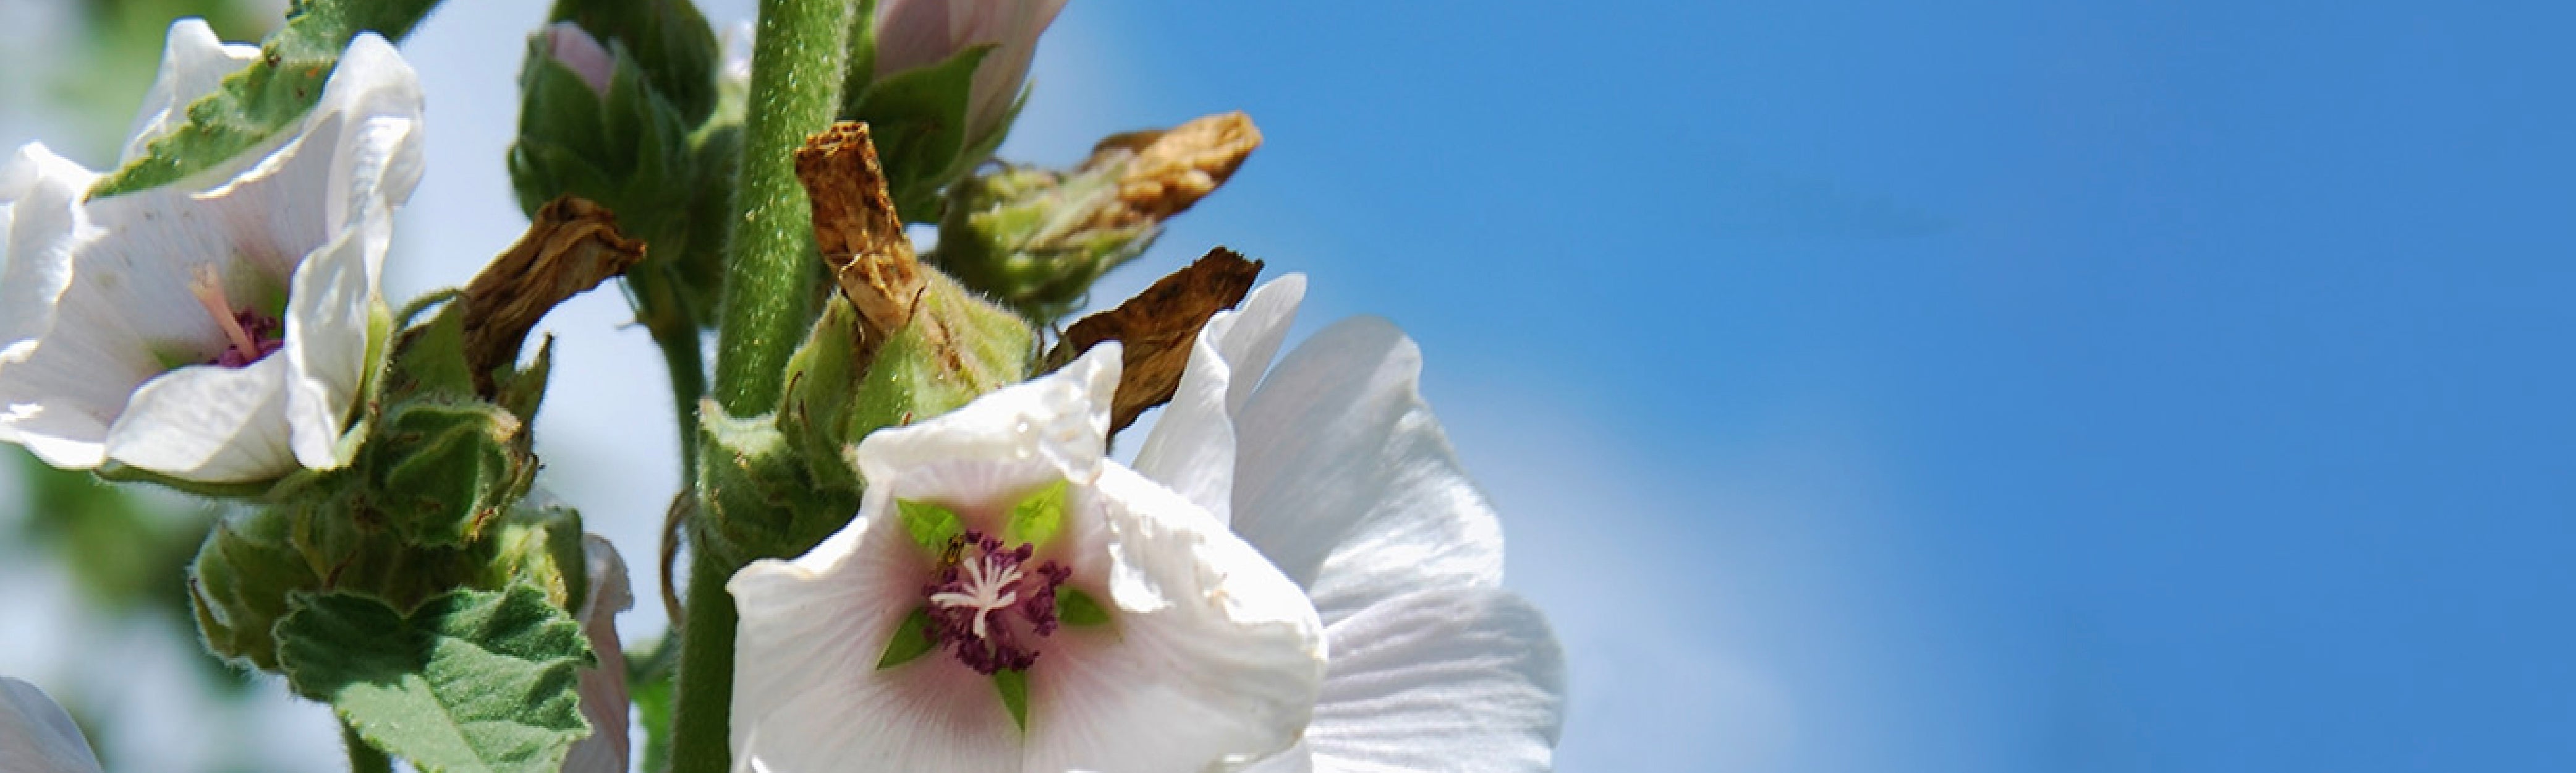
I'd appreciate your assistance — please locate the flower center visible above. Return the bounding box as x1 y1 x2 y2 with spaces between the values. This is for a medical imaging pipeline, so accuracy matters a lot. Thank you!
186 265 284 368
924 531 1071 674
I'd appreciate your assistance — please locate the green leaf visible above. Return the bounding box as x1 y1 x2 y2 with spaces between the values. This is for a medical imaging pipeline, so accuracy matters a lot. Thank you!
1006 479 1068 547
845 44 993 221
1056 587 1110 628
277 584 596 773
90 0 443 198
898 499 964 551
993 668 1029 733
877 608 939 669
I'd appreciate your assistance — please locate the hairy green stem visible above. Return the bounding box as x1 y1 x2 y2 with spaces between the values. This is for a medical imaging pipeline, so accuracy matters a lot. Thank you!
678 0 854 769
669 549 745 773
708 0 852 416
342 721 390 773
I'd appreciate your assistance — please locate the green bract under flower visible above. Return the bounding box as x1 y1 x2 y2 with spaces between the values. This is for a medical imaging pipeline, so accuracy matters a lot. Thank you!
0 20 421 485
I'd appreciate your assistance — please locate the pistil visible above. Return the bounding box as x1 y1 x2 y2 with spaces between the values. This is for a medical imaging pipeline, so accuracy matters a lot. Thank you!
186 265 284 367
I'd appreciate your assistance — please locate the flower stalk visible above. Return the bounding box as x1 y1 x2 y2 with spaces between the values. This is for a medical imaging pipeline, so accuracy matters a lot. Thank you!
678 0 857 769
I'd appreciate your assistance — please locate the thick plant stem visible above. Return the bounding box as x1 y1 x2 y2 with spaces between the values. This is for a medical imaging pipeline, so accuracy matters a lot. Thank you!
709 0 853 417
342 721 389 773
679 1 854 769
669 550 744 773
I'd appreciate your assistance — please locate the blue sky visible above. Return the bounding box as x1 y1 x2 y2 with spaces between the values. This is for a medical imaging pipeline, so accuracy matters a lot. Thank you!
1032 3 2576 772
6 1 2574 771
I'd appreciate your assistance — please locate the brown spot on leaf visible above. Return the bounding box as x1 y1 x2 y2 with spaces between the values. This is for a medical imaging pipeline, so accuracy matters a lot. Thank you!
460 196 645 395
1057 247 1264 435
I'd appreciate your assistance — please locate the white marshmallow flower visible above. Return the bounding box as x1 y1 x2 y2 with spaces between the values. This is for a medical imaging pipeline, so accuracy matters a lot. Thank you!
1134 276 1570 773
0 20 423 484
728 345 1327 773
0 677 103 773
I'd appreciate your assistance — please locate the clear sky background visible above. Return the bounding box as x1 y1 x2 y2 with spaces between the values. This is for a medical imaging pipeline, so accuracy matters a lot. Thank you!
6 1 2575 771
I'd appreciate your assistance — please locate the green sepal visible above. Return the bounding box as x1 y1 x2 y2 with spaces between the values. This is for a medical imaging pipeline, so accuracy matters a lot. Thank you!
994 668 1029 733
545 0 721 126
276 583 596 773
898 500 965 552
189 506 326 672
841 43 996 223
371 399 534 549
509 38 699 246
694 403 862 567
189 490 592 674
1056 587 1110 629
1006 479 1068 547
385 300 479 400
778 296 867 490
90 0 443 198
877 608 939 670
839 273 1037 443
780 272 1034 489
931 162 1161 324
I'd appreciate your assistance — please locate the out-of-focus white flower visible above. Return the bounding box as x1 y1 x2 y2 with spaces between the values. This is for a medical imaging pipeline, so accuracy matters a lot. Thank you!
727 344 1326 772
872 0 1068 142
1135 276 1570 772
563 534 635 773
545 20 618 97
0 20 422 484
0 677 104 773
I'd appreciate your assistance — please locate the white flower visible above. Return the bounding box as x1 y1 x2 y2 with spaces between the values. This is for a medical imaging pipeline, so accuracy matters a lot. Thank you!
564 534 636 773
872 0 1068 142
728 345 1327 772
1134 276 1570 772
0 677 104 773
0 20 423 483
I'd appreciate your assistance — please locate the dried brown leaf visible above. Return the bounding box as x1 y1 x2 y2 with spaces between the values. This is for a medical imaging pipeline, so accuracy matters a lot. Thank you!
1081 111 1262 232
1059 247 1264 434
461 196 645 395
797 121 924 340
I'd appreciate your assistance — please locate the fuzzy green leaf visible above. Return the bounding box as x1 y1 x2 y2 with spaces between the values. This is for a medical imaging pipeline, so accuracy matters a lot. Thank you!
90 0 442 198
277 584 596 773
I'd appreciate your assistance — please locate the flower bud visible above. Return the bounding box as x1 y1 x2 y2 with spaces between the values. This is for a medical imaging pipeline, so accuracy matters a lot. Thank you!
871 0 1066 143
544 22 616 96
931 111 1262 323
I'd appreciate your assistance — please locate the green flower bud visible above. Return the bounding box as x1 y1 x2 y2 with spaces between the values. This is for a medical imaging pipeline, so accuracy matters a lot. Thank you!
930 112 1263 323
545 0 721 125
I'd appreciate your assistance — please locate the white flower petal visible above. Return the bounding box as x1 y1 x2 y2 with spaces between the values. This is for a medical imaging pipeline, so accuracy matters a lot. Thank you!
564 535 634 773
1134 275 1307 524
0 29 420 481
103 352 294 481
1022 464 1325 773
123 19 260 164
855 343 1121 489
283 207 386 469
734 345 1324 772
1230 317 1507 625
0 677 105 773
1299 587 1565 773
